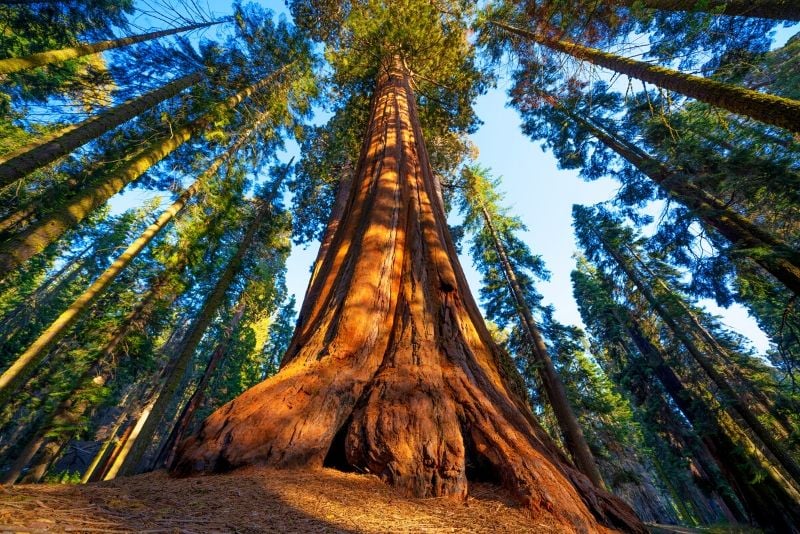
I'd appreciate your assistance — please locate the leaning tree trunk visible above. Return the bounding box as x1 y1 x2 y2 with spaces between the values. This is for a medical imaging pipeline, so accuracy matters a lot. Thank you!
81 405 132 483
115 190 279 477
0 124 262 405
548 97 800 296
172 60 644 533
614 0 800 21
0 72 203 189
598 232 800 493
617 304 800 529
157 301 247 470
0 65 287 279
493 21 800 134
479 202 604 488
0 285 175 485
629 246 797 437
0 21 222 74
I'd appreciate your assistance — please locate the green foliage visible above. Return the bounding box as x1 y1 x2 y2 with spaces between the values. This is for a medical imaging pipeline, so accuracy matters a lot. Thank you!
43 469 81 484
456 165 549 330
0 0 132 104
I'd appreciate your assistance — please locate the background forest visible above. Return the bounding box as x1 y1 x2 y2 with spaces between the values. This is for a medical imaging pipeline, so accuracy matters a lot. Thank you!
0 0 798 531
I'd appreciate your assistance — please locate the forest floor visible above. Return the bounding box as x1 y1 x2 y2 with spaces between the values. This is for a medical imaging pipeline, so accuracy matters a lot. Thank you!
0 465 577 533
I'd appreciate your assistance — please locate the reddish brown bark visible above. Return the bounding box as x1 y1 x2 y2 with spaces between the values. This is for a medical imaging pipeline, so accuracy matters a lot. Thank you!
173 63 644 532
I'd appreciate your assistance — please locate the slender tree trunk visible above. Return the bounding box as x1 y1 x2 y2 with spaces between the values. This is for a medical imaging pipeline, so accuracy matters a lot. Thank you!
88 381 158 483
81 405 132 483
172 60 644 532
0 431 46 483
0 244 89 342
614 0 800 21
616 305 800 528
0 202 40 236
102 392 160 480
0 65 288 279
493 20 800 133
0 327 147 484
94 423 135 481
616 345 742 524
78 197 232 483
0 21 222 74
0 72 203 189
157 301 247 470
598 231 800 492
0 374 139 484
620 315 747 514
551 99 800 296
629 246 797 436
19 439 63 483
115 189 279 477
479 203 604 488
0 128 259 404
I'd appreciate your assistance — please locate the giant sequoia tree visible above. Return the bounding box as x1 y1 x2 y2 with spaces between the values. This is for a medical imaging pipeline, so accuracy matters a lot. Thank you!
172 1 642 530
4 0 800 530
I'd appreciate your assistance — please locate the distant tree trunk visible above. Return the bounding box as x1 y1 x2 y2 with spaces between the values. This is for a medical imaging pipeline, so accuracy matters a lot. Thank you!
0 245 88 344
0 72 203 189
478 203 604 488
0 431 47 484
94 424 135 481
172 59 644 532
0 21 222 74
629 246 798 436
619 313 747 516
618 304 800 529
0 202 39 236
0 130 259 405
597 230 800 494
551 99 800 296
102 392 161 480
115 192 278 477
605 343 735 524
0 65 287 279
79 203 232 482
81 404 133 483
614 0 800 21
18 440 64 483
0 374 141 484
0 298 164 484
157 301 247 470
493 21 800 133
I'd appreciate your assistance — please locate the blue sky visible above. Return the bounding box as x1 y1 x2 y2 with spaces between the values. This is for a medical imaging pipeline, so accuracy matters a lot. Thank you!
112 0 790 354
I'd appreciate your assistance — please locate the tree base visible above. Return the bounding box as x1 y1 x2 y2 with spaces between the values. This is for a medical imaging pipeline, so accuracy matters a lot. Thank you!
172 328 643 532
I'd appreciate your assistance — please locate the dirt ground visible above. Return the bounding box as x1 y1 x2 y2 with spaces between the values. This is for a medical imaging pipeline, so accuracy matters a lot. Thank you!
0 466 572 533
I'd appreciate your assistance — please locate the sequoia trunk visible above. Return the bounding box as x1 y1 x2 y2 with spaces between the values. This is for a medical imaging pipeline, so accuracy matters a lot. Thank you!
172 62 644 533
